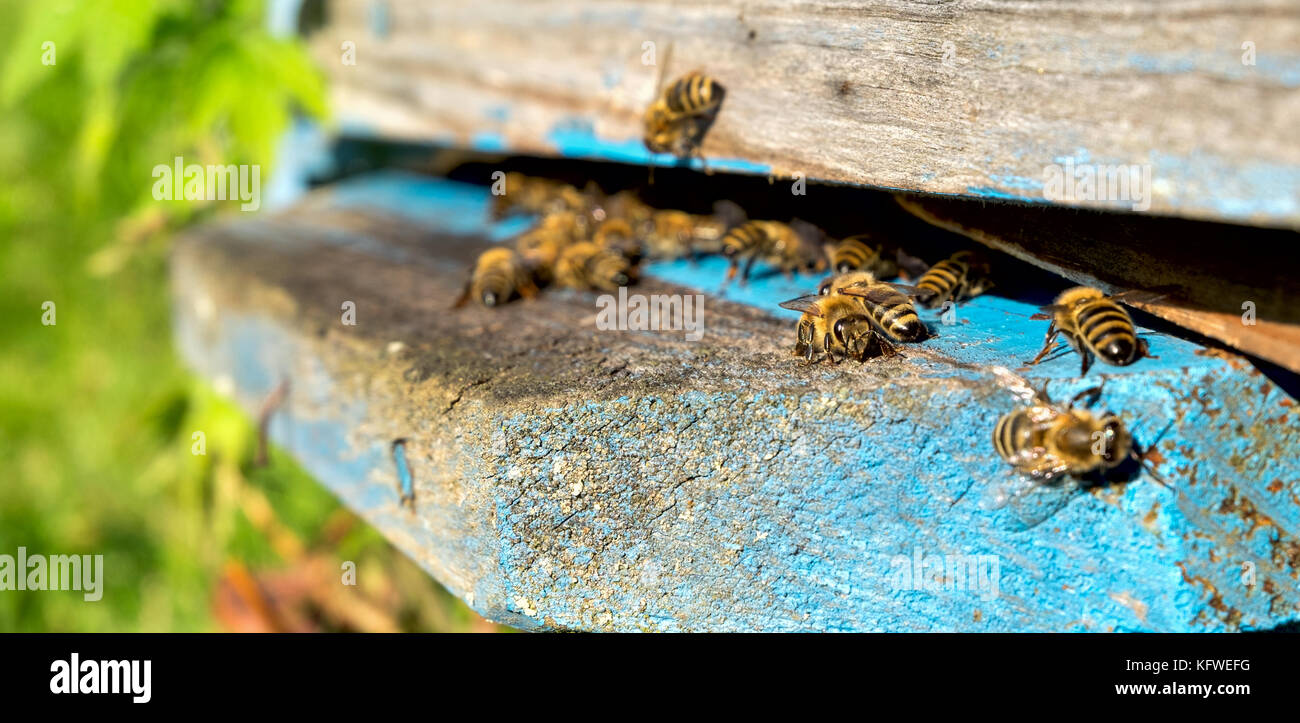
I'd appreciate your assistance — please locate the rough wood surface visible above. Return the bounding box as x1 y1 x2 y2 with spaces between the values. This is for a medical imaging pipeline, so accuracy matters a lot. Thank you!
311 0 1300 228
895 193 1300 374
170 171 1300 631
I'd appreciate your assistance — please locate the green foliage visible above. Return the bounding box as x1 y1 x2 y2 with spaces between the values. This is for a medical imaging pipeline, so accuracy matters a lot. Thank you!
0 1 494 632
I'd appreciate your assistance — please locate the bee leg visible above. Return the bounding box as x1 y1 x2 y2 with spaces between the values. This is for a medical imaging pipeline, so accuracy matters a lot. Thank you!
823 333 841 364
1080 349 1093 376
877 333 900 358
1024 321 1060 366
518 277 540 300
1068 386 1103 409
739 249 761 286
1132 448 1175 490
1138 336 1159 360
452 279 473 309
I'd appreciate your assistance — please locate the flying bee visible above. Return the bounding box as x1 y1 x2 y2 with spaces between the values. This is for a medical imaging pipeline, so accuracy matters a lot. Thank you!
554 241 635 292
818 272 928 343
778 293 901 364
826 235 898 278
721 220 825 287
1025 286 1159 375
914 250 993 309
984 366 1171 529
643 70 726 163
453 247 538 308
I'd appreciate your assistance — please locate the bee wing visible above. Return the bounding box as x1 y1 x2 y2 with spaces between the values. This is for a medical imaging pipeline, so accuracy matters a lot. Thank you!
836 281 901 304
1107 289 1167 307
778 294 824 316
1000 473 1078 531
711 199 748 229
895 248 930 279
1036 302 1071 314
789 218 829 250
990 366 1043 405
883 282 923 297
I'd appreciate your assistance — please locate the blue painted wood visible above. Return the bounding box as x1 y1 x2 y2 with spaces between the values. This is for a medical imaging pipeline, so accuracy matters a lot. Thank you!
171 171 1300 631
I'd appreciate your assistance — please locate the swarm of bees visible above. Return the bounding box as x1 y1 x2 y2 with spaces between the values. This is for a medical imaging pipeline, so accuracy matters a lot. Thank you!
456 173 737 307
451 64 1177 529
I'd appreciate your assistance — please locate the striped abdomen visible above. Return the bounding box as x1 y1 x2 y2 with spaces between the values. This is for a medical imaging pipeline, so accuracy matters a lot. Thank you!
1074 298 1139 365
722 221 772 259
557 242 631 291
916 257 969 308
993 409 1044 465
856 284 924 342
831 236 880 273
666 72 723 116
472 248 522 306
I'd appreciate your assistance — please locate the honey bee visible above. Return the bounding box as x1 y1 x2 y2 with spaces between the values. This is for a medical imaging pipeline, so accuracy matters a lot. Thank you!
721 220 824 286
826 235 898 278
514 225 571 284
778 293 901 364
818 272 928 342
554 241 635 292
914 251 993 309
453 247 538 308
984 366 1170 529
1025 287 1157 375
490 173 597 224
596 190 655 229
640 210 727 260
592 217 643 263
643 71 726 161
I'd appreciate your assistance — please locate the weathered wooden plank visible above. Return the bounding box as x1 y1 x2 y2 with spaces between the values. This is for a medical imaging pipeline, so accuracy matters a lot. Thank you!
171 171 1299 631
895 193 1300 374
310 0 1300 228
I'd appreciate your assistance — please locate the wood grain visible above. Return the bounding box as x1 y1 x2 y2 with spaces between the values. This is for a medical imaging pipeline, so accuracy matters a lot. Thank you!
311 0 1300 227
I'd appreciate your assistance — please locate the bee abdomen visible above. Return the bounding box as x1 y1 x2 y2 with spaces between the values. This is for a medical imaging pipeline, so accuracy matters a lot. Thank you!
667 73 723 115
832 237 877 273
1078 300 1138 363
993 410 1032 462
722 221 769 257
878 301 923 341
916 259 967 301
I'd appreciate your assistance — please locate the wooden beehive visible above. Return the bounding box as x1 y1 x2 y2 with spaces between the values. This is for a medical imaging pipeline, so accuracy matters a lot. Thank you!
171 1 1300 631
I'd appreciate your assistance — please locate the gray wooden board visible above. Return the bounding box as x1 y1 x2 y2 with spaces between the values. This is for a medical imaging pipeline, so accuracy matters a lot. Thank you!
311 0 1300 228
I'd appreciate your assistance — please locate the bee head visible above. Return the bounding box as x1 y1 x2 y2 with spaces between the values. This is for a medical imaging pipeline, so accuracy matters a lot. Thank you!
1098 417 1131 465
